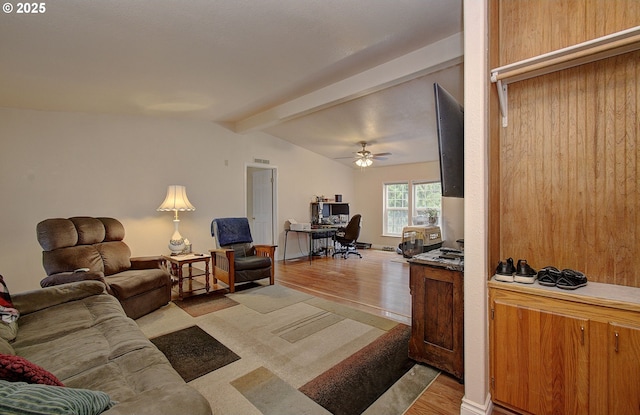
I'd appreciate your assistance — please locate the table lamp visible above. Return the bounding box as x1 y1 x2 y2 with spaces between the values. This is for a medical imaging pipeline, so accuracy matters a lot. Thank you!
157 185 195 255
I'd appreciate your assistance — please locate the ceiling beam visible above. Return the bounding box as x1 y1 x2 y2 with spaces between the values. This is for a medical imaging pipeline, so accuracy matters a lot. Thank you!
234 32 464 133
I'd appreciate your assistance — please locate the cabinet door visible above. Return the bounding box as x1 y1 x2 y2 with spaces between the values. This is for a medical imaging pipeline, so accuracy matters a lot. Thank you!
608 323 640 415
491 300 589 415
409 265 464 380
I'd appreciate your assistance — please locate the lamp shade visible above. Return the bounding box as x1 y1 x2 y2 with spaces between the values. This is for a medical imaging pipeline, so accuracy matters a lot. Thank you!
157 185 195 212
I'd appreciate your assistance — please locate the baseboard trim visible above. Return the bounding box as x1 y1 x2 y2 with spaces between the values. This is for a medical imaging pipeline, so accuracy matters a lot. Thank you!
460 393 493 415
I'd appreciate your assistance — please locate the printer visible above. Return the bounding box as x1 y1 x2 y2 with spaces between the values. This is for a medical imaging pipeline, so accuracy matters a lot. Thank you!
287 219 311 231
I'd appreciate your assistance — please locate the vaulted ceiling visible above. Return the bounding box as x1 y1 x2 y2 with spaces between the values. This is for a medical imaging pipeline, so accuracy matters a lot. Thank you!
0 0 463 167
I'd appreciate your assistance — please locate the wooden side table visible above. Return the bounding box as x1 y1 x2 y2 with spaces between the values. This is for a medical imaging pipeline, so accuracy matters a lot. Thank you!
162 254 211 299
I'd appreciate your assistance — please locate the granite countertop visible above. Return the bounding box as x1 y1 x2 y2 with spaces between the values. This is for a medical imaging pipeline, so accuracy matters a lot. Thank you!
409 248 464 272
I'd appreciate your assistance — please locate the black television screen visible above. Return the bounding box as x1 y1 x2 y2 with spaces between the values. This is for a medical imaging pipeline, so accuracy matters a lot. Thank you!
433 83 464 198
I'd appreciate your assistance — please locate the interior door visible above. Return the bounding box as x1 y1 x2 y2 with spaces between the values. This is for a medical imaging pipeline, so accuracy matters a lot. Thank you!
250 167 274 245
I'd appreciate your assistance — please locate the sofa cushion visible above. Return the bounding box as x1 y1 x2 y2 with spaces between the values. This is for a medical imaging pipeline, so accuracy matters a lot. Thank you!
227 242 255 258
99 218 126 242
36 218 79 251
70 217 106 245
42 245 105 276
235 255 271 271
0 321 18 342
12 294 153 382
0 338 15 355
0 380 115 415
40 271 107 289
0 354 64 386
12 281 106 316
106 269 170 300
96 242 131 275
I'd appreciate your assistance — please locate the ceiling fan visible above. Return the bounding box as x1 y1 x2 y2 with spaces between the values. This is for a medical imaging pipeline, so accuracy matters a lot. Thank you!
352 142 391 167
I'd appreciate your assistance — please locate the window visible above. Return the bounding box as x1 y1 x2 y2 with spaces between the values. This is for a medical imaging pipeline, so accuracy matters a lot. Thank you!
414 182 442 218
383 181 441 236
384 183 409 236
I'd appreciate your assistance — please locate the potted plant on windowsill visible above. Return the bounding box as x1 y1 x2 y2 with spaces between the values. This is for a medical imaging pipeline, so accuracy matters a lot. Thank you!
427 208 439 226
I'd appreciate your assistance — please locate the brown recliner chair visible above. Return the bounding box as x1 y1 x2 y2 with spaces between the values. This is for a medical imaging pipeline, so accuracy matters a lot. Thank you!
36 216 172 319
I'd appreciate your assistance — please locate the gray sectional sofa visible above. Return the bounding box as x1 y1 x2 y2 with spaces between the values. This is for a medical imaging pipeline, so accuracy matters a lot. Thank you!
1 280 212 415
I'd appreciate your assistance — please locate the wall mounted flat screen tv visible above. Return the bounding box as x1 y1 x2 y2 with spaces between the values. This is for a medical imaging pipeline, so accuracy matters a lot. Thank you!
434 83 464 198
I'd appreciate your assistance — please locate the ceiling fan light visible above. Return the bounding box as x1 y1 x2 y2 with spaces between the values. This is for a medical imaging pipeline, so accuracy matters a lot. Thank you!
355 157 373 167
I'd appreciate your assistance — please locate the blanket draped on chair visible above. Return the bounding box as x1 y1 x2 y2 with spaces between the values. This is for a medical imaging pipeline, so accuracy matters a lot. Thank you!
212 218 253 246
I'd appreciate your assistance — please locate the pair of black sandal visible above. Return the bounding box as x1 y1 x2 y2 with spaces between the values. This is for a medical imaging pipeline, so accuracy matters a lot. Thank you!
537 266 588 290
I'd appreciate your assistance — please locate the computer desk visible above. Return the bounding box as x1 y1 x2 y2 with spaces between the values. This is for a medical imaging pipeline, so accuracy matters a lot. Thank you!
283 227 340 263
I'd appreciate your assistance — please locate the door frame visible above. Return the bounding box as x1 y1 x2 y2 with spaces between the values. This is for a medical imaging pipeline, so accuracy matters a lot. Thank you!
244 163 278 245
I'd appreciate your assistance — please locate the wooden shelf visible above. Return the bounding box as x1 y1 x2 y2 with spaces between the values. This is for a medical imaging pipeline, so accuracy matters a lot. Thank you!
491 25 640 127
488 278 640 314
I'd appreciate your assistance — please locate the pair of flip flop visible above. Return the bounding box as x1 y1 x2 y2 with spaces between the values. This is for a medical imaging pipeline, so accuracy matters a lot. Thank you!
537 266 588 290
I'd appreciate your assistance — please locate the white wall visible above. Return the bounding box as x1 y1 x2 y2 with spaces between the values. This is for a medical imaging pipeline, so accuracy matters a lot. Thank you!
0 107 354 293
354 161 464 249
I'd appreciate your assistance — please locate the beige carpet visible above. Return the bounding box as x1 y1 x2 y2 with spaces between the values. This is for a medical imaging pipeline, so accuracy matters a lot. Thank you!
136 283 439 415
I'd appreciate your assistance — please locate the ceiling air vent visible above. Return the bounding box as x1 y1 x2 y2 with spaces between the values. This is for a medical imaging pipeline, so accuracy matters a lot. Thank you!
254 158 270 164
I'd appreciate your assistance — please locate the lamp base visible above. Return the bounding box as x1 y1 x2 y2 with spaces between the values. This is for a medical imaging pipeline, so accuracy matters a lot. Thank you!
169 239 185 255
168 219 185 255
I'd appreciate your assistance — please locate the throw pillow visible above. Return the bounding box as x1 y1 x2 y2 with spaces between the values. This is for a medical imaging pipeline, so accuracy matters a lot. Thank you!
0 379 116 415
0 354 64 386
0 275 19 324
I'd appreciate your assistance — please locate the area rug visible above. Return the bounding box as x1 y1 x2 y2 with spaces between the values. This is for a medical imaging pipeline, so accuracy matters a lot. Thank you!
150 325 240 382
140 284 439 415
174 290 239 317
299 323 415 415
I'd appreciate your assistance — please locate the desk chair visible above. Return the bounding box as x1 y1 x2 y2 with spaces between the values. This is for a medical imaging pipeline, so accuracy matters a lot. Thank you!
332 214 362 259
210 217 276 292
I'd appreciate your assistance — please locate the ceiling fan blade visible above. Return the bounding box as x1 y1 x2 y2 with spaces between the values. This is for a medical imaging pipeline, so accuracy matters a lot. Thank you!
335 143 390 164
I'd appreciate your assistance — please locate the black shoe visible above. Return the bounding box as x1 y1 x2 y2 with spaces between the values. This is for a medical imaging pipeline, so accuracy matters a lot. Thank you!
537 266 561 286
494 258 516 282
514 259 537 284
556 269 588 290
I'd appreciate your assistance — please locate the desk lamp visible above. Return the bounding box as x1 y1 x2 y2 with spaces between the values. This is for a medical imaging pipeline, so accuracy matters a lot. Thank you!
157 185 195 255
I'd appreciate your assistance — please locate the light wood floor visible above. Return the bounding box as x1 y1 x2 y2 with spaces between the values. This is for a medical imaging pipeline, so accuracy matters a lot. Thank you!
274 248 465 415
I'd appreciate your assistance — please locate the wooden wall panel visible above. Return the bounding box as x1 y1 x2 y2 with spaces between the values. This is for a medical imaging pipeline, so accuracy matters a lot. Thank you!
499 0 640 65
494 1 640 287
